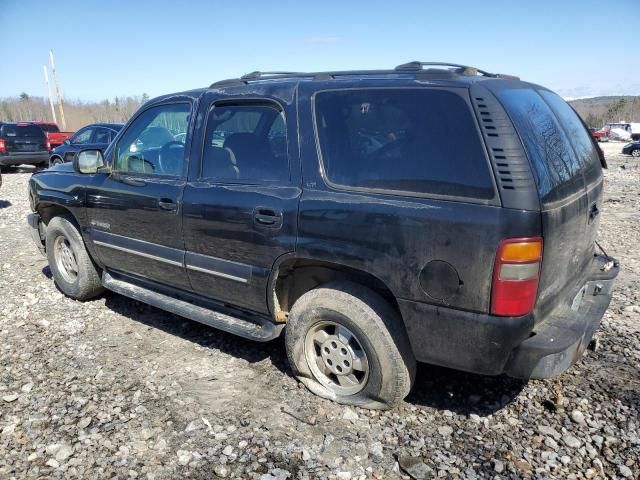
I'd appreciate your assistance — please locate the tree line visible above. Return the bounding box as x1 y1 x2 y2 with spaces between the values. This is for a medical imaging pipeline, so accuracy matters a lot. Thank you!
1 92 638 132
0 93 149 131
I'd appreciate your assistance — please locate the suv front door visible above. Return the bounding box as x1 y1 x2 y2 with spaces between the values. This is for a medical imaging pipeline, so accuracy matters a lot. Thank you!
85 101 192 290
182 91 301 314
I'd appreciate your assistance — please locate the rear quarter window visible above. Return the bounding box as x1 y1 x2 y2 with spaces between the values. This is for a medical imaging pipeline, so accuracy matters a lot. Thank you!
314 88 495 200
496 88 585 204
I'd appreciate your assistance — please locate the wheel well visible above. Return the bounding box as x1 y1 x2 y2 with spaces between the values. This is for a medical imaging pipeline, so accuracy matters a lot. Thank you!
38 204 75 226
272 258 402 323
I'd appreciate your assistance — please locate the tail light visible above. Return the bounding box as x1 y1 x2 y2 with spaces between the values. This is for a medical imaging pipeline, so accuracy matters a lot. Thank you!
0 139 5 153
46 140 51 151
491 237 543 316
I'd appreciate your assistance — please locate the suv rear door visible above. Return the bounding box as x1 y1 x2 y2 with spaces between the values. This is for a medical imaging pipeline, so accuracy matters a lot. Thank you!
495 87 603 319
182 88 301 314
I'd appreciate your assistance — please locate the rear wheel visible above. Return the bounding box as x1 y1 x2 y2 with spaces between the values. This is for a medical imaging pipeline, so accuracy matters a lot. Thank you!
632 148 640 158
46 215 104 300
285 281 415 409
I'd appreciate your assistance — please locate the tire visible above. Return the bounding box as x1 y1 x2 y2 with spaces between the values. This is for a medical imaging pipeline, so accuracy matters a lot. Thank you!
50 156 64 167
285 281 415 409
46 215 104 300
632 149 640 158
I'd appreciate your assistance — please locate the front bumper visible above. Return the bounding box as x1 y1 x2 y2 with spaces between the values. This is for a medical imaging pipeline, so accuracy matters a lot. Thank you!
400 254 619 378
26 212 46 256
0 152 50 166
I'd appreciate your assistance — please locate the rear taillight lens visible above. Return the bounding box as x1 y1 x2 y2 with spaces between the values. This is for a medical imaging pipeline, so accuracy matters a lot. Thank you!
46 140 51 151
491 237 543 316
0 139 5 153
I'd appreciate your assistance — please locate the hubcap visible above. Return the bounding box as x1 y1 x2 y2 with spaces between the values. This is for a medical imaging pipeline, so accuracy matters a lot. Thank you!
304 321 369 395
54 236 78 283
632 149 640 157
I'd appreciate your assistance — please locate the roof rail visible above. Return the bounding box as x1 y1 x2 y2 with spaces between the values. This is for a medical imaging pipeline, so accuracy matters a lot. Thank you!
240 71 307 80
394 61 519 80
209 62 520 88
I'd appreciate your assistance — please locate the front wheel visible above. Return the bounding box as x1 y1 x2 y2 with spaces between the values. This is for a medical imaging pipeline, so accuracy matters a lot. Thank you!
285 281 415 409
46 215 104 300
631 148 640 158
50 156 64 167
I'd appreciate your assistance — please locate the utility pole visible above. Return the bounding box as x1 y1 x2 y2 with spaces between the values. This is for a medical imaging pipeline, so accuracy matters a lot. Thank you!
43 65 57 124
49 50 66 129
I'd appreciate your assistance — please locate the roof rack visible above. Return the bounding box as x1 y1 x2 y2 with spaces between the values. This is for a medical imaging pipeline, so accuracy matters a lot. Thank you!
209 62 519 88
240 71 307 80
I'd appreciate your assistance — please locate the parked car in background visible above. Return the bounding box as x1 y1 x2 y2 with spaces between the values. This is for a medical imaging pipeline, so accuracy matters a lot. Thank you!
622 141 640 157
49 123 123 166
30 122 74 150
608 122 640 141
0 122 50 169
589 127 608 142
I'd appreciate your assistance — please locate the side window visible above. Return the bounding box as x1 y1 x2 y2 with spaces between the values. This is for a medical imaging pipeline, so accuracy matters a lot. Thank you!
93 128 110 144
114 103 190 177
72 128 94 144
201 103 288 183
314 89 495 199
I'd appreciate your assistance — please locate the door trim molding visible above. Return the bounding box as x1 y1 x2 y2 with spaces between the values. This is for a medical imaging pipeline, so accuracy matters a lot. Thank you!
93 240 183 267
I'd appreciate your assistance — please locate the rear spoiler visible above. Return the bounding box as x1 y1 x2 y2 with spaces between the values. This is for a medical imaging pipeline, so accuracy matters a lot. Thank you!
571 105 607 169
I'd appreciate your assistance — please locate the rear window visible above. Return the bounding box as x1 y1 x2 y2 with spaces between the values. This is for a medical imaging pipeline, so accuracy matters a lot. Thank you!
538 90 602 185
1 124 45 137
496 89 586 204
314 89 495 199
37 124 59 133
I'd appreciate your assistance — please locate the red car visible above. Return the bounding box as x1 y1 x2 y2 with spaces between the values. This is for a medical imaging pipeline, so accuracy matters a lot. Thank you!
30 122 74 150
589 127 609 142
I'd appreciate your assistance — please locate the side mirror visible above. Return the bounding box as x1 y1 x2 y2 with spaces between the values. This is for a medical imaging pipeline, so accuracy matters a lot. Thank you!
74 149 106 174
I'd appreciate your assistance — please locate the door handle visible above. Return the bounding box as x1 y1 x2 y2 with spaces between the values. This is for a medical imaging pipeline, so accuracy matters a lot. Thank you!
253 207 283 228
589 203 599 223
158 199 177 211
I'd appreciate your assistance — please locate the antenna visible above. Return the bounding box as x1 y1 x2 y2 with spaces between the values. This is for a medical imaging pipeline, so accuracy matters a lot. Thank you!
49 50 67 129
42 65 57 124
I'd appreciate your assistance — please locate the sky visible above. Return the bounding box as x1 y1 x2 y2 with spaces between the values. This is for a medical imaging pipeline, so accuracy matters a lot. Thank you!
0 0 638 102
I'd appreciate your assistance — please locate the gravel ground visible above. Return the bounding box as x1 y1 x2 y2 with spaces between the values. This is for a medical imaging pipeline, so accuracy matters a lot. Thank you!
0 142 638 479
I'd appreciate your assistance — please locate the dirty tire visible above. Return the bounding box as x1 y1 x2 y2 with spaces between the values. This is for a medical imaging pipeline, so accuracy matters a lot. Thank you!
46 215 104 300
285 281 415 409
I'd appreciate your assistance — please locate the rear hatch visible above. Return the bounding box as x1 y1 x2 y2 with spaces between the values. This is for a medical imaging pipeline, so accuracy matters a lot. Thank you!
1 124 48 153
495 87 604 320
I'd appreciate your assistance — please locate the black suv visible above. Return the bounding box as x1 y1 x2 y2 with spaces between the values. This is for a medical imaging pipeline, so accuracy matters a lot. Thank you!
27 62 619 409
0 122 50 169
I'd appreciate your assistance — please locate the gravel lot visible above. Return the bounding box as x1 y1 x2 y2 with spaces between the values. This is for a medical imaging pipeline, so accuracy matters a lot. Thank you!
0 142 638 479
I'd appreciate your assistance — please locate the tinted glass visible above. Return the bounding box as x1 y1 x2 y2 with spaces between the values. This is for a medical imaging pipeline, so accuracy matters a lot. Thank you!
93 128 111 144
38 124 59 133
314 89 494 199
497 88 584 203
539 90 602 185
201 104 288 182
2 124 45 137
115 103 190 177
72 128 94 144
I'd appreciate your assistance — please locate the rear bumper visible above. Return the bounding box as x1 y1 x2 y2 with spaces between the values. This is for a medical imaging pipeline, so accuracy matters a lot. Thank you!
400 254 619 378
0 152 50 166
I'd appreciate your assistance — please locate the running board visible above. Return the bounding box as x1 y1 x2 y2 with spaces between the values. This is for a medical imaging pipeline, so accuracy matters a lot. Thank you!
102 271 284 342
